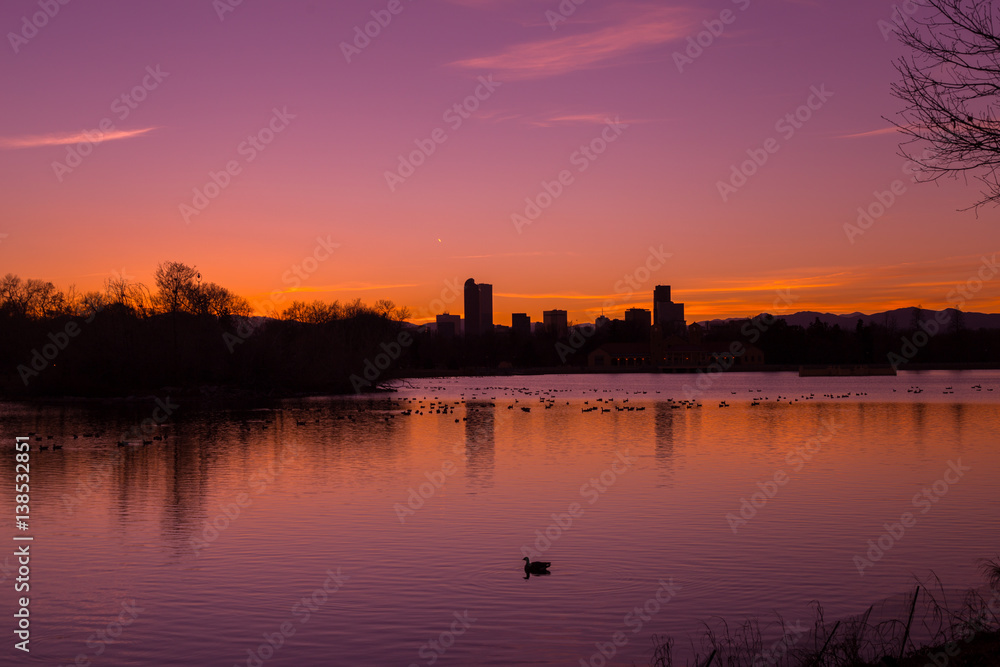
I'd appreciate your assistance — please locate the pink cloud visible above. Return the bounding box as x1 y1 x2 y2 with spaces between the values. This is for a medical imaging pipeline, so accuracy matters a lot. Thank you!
0 127 159 149
838 126 900 139
451 6 694 80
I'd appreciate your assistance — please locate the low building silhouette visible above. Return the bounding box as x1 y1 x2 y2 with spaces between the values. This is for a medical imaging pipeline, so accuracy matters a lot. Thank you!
588 342 651 367
589 339 764 370
436 313 462 338
624 307 652 340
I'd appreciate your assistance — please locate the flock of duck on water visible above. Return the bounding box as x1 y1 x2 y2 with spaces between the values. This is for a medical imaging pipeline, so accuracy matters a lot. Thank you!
23 382 992 453
22 381 995 580
335 382 970 418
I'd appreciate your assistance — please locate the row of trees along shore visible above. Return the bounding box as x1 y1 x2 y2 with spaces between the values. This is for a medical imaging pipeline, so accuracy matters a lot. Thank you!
0 262 409 397
5 262 1000 399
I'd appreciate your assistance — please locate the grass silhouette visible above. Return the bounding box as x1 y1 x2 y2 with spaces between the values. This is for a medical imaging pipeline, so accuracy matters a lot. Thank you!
649 561 1000 666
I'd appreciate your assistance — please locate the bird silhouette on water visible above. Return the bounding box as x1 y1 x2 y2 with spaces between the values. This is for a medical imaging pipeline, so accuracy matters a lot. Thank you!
523 557 551 579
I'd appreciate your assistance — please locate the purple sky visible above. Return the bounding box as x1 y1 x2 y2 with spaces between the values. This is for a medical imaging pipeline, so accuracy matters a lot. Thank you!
1 0 997 323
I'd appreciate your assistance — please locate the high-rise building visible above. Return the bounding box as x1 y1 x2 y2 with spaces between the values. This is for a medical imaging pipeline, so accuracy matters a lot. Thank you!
543 309 568 337
653 285 671 322
478 282 493 333
464 279 493 337
511 313 531 337
652 285 686 337
464 279 480 337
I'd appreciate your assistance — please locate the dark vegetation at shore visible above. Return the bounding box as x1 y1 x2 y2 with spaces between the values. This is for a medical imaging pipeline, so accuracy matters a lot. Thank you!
3 264 1000 399
0 264 409 398
699 312 1000 368
403 312 1000 371
649 559 1000 667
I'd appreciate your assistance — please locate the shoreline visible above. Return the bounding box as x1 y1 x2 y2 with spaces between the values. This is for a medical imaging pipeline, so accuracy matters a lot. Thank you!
396 361 1000 378
3 363 1000 404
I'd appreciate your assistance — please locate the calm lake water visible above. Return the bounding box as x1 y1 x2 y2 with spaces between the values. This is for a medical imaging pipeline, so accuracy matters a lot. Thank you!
2 371 999 666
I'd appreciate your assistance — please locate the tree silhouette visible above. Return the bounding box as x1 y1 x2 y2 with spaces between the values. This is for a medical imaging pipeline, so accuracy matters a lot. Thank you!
105 273 151 316
0 274 63 318
153 261 199 315
374 298 411 321
154 261 199 370
202 283 251 318
0 264 420 396
283 300 343 324
888 0 1000 210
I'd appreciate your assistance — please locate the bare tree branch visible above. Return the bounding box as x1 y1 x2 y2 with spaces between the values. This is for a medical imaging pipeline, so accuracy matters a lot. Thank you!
886 0 1000 211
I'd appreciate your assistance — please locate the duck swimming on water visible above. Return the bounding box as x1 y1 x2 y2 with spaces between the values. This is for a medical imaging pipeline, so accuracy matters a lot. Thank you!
523 557 551 576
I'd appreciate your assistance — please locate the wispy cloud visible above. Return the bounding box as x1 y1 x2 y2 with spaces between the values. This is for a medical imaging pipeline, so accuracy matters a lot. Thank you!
838 126 899 139
277 283 419 295
496 280 843 303
451 5 693 80
680 282 844 294
0 127 159 150
479 109 655 128
526 112 653 127
475 108 527 124
496 291 639 300
543 113 624 124
442 0 510 6
450 250 570 259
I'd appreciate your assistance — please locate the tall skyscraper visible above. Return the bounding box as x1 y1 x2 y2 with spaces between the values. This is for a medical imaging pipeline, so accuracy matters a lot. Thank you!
478 282 493 333
653 285 686 337
464 279 493 337
464 279 480 337
511 313 531 337
653 285 671 323
543 309 568 337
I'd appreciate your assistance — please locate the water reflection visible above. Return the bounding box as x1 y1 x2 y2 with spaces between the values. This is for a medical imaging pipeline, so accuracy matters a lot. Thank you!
912 401 927 446
950 402 965 452
653 401 679 470
2 373 999 666
464 401 495 488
